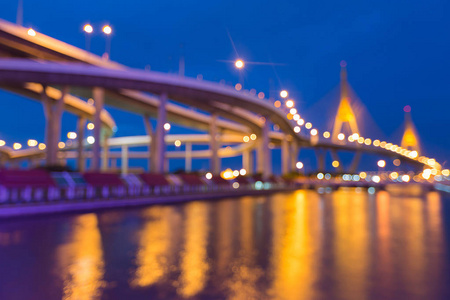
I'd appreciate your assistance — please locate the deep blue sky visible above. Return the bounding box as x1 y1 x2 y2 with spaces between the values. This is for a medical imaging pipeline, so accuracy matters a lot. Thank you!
1 0 449 170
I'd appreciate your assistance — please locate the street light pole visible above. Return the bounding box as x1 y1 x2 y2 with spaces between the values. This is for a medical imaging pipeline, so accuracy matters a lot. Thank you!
102 25 112 60
83 24 93 52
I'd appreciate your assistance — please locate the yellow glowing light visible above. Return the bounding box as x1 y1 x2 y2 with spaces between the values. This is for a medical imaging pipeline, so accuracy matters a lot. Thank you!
235 59 244 69
274 100 281 108
285 100 294 108
243 136 250 142
58 142 66 149
310 129 318 136
289 108 297 115
377 160 386 168
296 161 303 169
174 140 181 147
83 24 93 33
27 139 38 147
38 143 46 150
385 143 392 150
235 83 242 91
232 170 239 177
427 158 436 166
87 123 95 130
221 168 235 180
358 137 364 144
373 140 380 147
280 90 288 98
205 172 212 180
442 169 449 176
294 126 301 133
390 172 399 180
232 182 240 189
337 133 345 141
0 140 5 147
297 119 305 126
359 172 367 179
239 169 247 176
87 136 95 144
13 143 22 150
348 136 354 142
393 159 401 166
102 25 112 35
164 123 171 131
332 160 340 168
67 132 77 139
286 113 293 120
305 122 312 129
364 138 371 145
27 28 36 36
250 134 257 140
323 131 330 138
380 141 387 148
352 133 359 140
401 174 410 182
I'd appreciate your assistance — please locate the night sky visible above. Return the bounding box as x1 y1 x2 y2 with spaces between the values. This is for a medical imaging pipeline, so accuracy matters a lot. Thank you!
0 0 449 170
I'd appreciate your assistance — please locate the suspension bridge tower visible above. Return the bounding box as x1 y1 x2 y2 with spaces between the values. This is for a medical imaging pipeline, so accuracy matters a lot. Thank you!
401 106 421 153
332 61 359 142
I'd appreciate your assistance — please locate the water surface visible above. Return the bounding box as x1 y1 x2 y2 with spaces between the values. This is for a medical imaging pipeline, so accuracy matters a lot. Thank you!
1 189 449 299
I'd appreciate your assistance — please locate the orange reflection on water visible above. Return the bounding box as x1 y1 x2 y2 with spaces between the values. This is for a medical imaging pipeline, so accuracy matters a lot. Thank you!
269 190 321 300
57 213 105 300
131 206 173 287
332 189 370 299
177 201 210 298
226 196 264 300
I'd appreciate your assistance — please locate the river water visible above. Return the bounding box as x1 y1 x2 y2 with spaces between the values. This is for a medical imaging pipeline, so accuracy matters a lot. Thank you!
0 189 449 299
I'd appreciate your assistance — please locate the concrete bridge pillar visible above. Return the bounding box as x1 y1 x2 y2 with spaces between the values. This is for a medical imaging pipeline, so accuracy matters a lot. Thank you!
76 117 86 172
42 85 68 166
315 148 325 172
330 149 343 173
143 115 155 172
281 136 289 175
121 145 128 175
101 133 110 171
349 151 362 174
209 113 221 174
185 142 192 172
242 149 250 173
92 87 104 171
260 117 271 179
290 142 299 171
154 93 167 173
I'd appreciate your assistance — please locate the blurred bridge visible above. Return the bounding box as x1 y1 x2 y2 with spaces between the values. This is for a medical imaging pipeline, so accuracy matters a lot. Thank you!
0 18 447 187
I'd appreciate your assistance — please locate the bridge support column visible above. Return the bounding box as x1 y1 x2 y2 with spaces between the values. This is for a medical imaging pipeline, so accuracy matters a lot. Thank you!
281 136 289 175
290 142 299 171
76 117 86 172
260 117 271 179
315 149 325 172
154 93 167 173
143 115 155 172
121 145 128 175
101 134 110 171
185 142 192 172
111 158 117 170
242 149 251 173
349 151 362 174
209 113 220 174
92 87 104 171
42 85 68 166
330 149 343 173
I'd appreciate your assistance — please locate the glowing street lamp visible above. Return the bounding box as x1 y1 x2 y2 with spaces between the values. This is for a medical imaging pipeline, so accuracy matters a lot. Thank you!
102 25 112 59
280 90 288 98
377 160 386 168
83 23 93 51
235 59 244 69
27 28 36 36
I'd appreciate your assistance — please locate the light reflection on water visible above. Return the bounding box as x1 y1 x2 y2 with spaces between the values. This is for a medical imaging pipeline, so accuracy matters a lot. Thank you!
0 189 449 300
